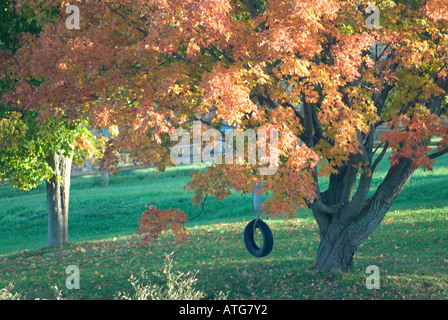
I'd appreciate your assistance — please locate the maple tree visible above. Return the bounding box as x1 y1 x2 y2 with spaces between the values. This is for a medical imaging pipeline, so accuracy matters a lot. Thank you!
2 0 448 271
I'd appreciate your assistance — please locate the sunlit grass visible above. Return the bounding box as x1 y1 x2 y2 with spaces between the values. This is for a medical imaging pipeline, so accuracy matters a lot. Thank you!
0 153 447 299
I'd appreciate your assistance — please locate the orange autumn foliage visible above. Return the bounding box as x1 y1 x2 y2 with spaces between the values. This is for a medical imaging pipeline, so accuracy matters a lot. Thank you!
4 0 448 243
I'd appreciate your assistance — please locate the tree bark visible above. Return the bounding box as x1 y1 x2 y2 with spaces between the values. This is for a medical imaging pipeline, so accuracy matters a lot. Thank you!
102 170 110 186
46 152 73 248
312 157 416 272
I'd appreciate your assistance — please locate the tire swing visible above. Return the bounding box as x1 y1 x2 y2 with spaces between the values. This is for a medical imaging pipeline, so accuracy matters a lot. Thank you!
243 217 273 258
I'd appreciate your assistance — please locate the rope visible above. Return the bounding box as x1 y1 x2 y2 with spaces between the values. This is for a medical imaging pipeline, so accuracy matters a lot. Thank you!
253 211 261 235
187 194 209 221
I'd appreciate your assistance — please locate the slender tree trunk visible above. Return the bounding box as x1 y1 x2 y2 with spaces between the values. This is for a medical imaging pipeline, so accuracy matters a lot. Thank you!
312 157 416 272
46 152 73 248
102 170 110 186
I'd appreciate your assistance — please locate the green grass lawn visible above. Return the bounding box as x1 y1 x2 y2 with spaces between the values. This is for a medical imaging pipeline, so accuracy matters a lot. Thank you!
0 154 447 300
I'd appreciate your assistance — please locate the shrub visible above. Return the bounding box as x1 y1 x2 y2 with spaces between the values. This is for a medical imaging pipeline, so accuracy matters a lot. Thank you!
117 253 227 300
0 283 21 300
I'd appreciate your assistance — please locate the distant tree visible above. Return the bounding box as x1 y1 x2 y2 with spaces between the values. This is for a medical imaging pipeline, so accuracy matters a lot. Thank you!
0 1 97 247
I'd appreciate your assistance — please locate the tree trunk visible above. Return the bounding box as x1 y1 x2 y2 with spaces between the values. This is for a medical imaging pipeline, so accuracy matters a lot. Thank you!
46 152 73 248
102 170 110 186
312 157 416 272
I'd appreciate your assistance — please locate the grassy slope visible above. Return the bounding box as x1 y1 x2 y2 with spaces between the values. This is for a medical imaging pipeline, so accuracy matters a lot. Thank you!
0 154 447 300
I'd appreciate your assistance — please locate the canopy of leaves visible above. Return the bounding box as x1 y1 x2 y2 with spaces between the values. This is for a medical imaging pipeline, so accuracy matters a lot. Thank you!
0 1 97 190
3 0 448 238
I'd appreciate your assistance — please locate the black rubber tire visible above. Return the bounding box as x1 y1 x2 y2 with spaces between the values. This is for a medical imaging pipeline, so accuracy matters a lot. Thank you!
243 219 273 258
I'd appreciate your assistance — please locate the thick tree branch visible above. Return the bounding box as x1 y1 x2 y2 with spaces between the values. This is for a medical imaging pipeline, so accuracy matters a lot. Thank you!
303 101 314 147
241 0 258 19
356 131 371 163
313 199 342 215
103 2 149 37
340 162 373 221
209 45 235 64
372 142 389 173
370 157 415 210
283 101 304 122
205 48 222 62
429 147 448 159
311 104 324 141
401 0 414 17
